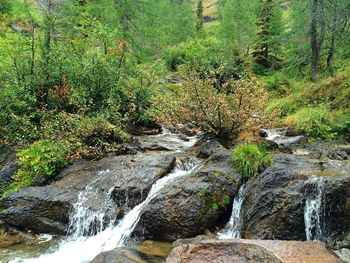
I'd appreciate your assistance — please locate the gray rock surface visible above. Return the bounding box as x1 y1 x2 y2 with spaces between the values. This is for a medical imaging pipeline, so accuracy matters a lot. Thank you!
137 150 241 241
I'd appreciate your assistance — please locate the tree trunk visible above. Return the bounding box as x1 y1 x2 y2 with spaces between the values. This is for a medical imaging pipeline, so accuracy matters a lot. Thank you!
310 0 326 82
30 20 35 76
327 4 337 76
310 0 319 82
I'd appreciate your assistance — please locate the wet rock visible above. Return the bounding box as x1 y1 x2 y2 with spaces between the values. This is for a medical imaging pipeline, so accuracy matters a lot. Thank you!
138 132 197 152
0 152 177 234
91 247 147 263
0 146 18 196
137 150 241 242
129 123 162 136
189 135 225 158
260 128 307 150
137 240 173 258
0 222 25 248
166 239 343 263
91 243 171 263
166 239 282 263
335 248 350 263
0 186 74 234
174 123 198 137
241 151 350 249
338 145 350 155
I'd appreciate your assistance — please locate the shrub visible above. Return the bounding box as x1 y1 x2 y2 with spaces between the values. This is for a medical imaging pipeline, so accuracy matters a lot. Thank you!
163 37 246 80
0 85 39 144
4 140 70 195
232 144 272 178
40 113 130 159
154 75 270 138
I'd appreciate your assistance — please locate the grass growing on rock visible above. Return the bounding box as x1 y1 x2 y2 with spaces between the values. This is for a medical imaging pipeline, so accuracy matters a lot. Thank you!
232 144 272 178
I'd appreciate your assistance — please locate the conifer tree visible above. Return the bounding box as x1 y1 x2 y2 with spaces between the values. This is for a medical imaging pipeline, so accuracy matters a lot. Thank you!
254 0 283 70
196 0 204 31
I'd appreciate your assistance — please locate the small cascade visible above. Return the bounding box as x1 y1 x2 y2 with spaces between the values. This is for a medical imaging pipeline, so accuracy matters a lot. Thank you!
66 169 116 239
260 127 305 148
261 128 288 141
304 177 325 241
16 158 201 263
217 183 246 239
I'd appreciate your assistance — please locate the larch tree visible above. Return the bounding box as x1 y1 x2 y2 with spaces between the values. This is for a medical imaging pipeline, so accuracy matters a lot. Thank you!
254 0 283 70
219 0 258 56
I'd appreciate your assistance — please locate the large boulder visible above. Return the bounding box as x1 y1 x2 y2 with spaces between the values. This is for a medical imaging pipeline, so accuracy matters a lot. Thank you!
166 239 344 263
166 239 282 263
241 145 350 249
91 241 172 263
137 150 241 242
91 247 150 263
0 186 76 234
0 152 176 234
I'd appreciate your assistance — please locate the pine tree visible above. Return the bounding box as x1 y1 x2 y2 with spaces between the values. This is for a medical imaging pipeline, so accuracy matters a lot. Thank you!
219 0 258 55
196 0 204 31
254 0 283 70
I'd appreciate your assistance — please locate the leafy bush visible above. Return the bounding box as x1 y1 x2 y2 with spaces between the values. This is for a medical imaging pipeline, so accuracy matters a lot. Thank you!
0 0 11 14
232 144 272 178
4 140 70 195
285 105 350 140
155 75 270 138
0 85 39 144
39 113 130 159
163 37 246 80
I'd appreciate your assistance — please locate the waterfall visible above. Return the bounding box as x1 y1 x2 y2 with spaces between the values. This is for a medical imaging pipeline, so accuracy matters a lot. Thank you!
14 158 201 263
304 177 325 241
67 170 116 239
217 183 246 239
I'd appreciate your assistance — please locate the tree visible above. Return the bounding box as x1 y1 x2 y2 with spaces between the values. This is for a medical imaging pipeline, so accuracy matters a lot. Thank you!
325 0 350 76
196 0 204 31
287 0 349 80
310 0 325 82
0 0 11 14
254 0 283 70
219 0 258 56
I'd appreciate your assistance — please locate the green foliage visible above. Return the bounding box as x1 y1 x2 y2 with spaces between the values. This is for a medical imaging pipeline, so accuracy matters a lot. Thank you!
0 85 38 144
285 105 350 140
155 75 269 138
268 68 350 140
0 0 11 14
198 187 231 211
4 141 69 195
219 0 258 54
232 144 272 178
163 37 246 80
253 0 284 71
196 0 204 31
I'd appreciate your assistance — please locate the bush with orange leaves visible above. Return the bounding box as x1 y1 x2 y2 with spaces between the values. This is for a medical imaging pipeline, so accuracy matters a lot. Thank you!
154 74 270 139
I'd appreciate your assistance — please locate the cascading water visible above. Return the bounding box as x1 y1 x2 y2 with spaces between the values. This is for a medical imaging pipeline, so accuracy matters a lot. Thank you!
217 183 246 239
304 177 325 241
67 180 116 239
12 136 201 263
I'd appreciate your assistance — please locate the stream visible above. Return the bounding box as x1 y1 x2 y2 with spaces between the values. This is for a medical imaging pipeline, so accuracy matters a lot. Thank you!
3 132 201 263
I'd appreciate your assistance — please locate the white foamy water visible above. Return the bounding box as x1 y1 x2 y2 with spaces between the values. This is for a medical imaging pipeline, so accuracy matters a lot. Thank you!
217 183 246 239
304 177 324 241
11 136 201 263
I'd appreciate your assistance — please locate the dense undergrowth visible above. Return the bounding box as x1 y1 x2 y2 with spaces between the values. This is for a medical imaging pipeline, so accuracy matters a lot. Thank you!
0 0 349 195
267 67 350 140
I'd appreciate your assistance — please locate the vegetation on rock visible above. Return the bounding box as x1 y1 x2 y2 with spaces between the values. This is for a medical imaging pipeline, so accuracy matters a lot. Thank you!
232 144 272 178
